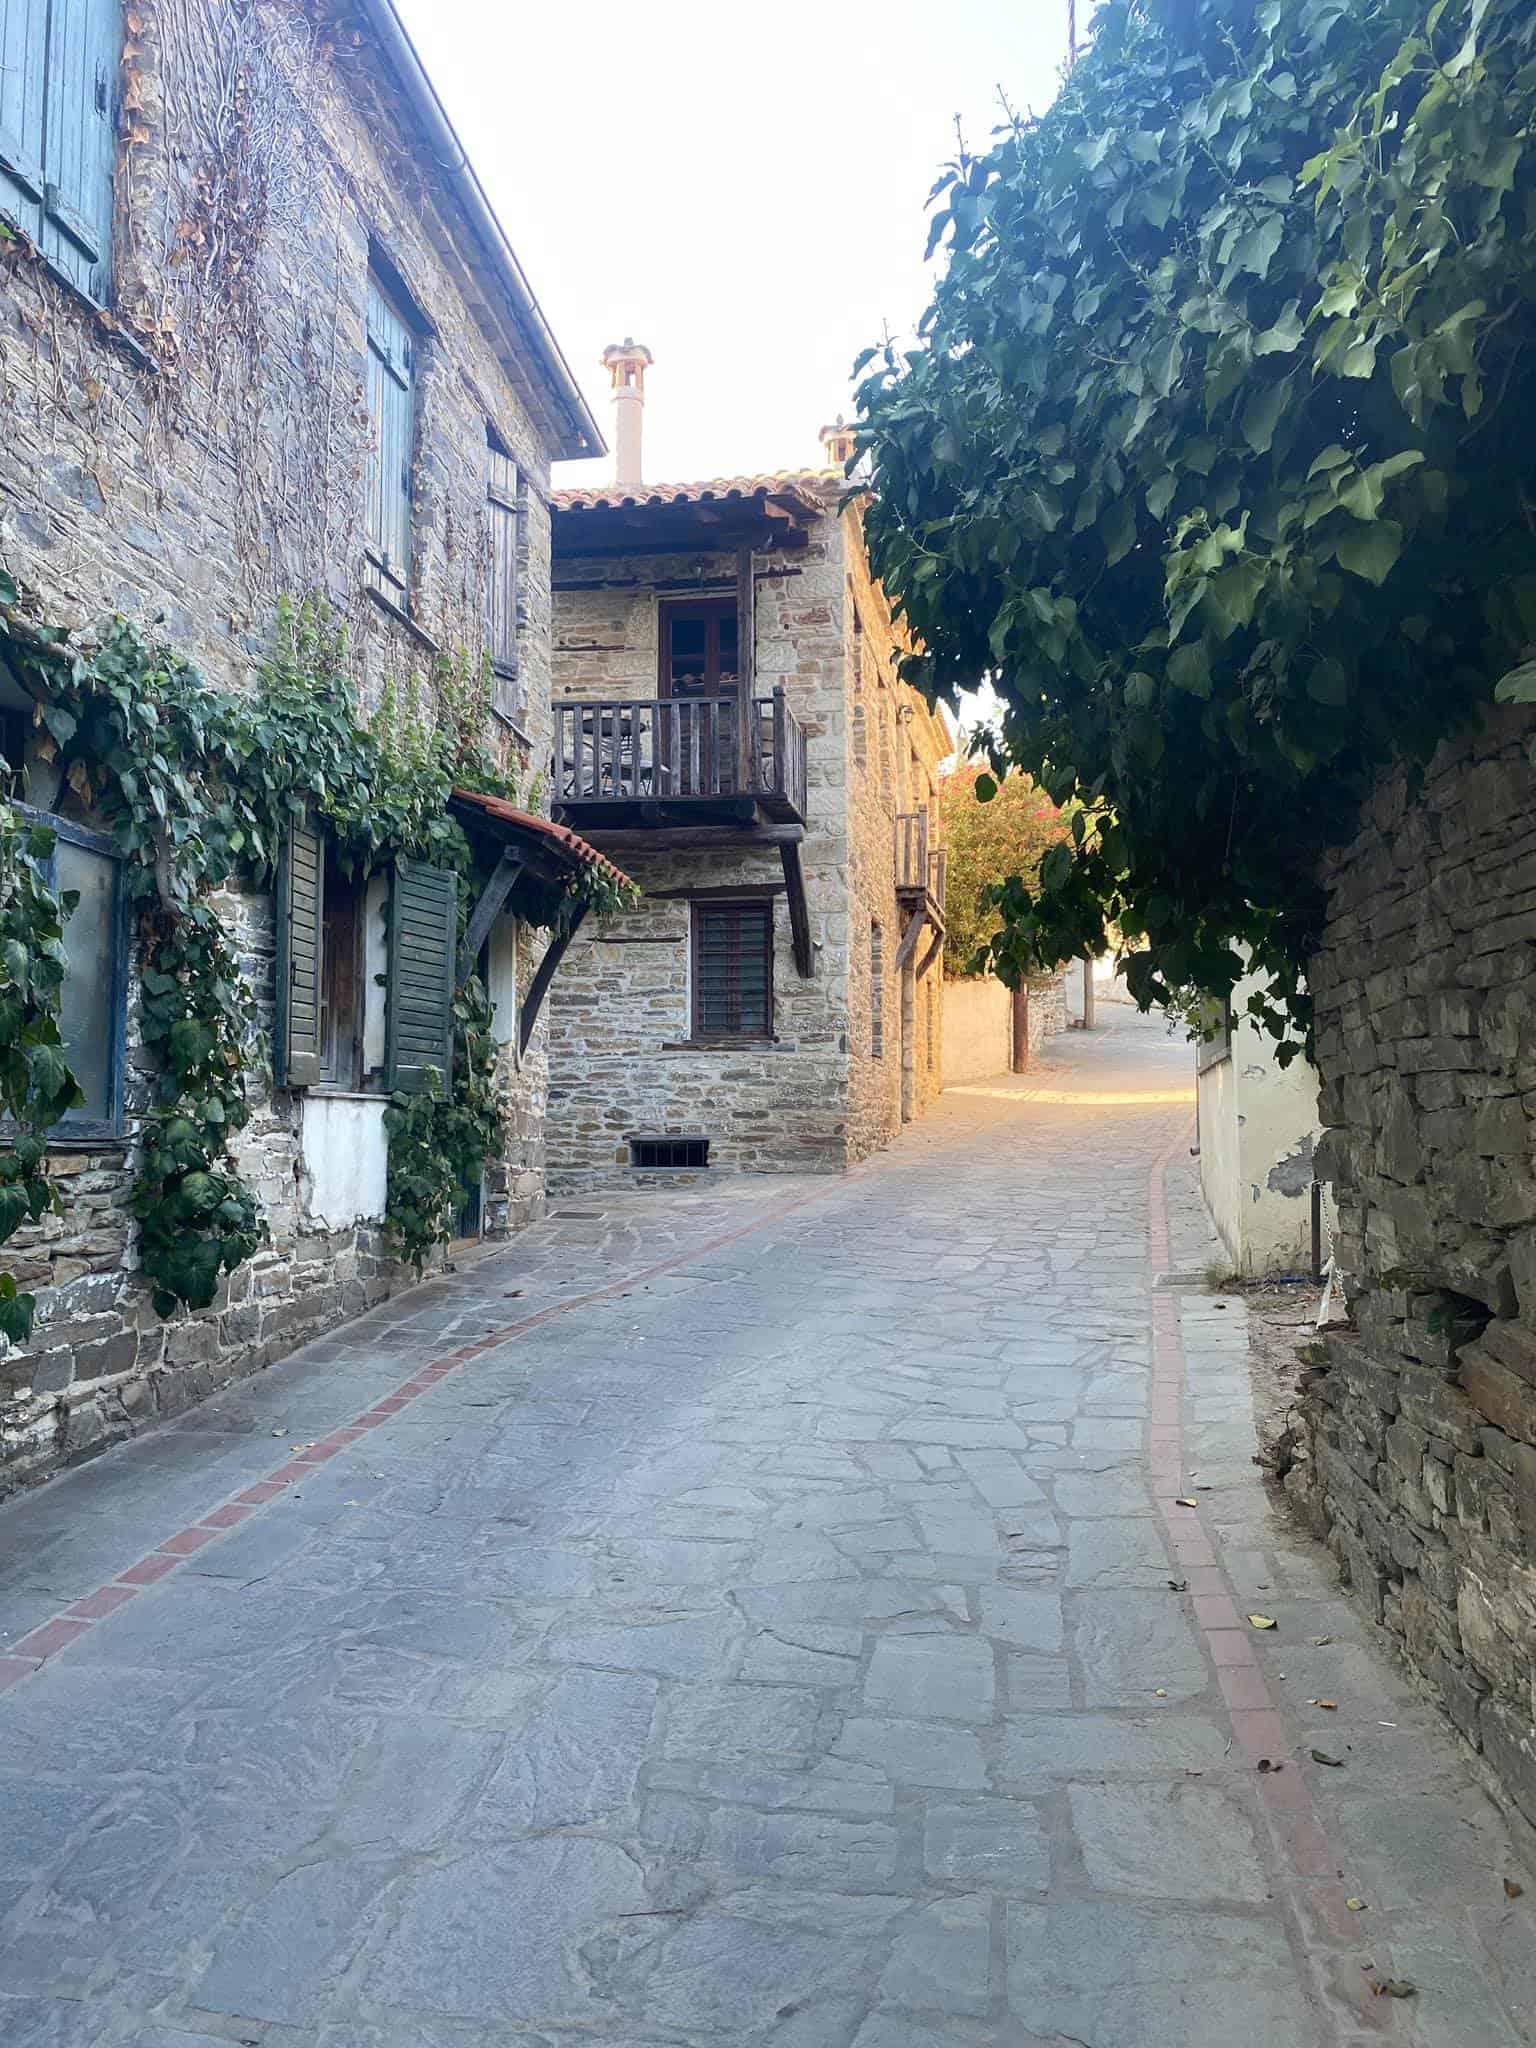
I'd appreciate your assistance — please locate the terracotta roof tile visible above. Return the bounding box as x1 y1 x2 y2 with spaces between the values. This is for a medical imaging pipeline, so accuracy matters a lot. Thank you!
551 469 839 514
449 788 631 893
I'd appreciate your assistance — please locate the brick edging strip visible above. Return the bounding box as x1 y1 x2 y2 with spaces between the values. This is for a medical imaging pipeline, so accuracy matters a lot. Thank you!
1145 1123 1397 2027
0 1176 841 1694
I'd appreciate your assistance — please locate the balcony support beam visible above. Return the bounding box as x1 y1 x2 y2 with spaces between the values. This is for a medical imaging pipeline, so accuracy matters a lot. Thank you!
780 838 813 979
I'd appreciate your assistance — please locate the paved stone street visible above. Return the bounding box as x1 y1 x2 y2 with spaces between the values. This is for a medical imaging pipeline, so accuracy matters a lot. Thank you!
0 1009 1532 2047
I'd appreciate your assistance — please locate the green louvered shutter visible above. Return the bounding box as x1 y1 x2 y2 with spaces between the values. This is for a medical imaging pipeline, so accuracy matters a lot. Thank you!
386 859 457 1094
40 0 117 301
274 810 324 1088
0 0 49 242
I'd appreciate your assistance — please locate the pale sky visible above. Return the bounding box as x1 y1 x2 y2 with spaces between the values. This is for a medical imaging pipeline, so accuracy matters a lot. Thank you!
392 0 1077 489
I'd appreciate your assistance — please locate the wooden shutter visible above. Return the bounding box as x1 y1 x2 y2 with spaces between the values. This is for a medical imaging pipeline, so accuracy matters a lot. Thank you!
0 0 48 241
273 811 324 1089
486 435 518 702
40 0 117 300
693 902 772 1038
366 274 414 599
386 858 457 1094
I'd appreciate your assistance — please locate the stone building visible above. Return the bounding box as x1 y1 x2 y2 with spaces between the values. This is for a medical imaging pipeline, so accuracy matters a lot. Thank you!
0 0 612 1492
544 357 953 1187
1296 706 1536 1838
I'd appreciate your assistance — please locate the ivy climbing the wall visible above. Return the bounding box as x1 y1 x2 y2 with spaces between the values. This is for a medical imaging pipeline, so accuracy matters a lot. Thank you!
0 577 623 1336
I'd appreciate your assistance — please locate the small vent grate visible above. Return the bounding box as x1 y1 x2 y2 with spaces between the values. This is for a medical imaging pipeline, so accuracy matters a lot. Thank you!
630 1136 710 1171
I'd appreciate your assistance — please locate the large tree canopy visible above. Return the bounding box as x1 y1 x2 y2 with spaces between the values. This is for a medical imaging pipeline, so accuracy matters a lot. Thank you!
856 0 1536 1043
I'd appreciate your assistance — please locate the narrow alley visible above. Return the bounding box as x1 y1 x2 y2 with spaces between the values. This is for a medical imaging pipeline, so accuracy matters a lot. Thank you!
0 1010 1531 2048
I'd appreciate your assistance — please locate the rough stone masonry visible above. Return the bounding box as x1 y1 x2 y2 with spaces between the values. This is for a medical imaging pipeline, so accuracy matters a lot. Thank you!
1299 702 1536 1841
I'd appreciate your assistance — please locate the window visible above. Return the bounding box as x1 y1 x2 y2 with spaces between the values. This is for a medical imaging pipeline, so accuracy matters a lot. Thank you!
319 844 364 1089
691 901 772 1039
870 921 884 1059
0 0 117 303
274 811 458 1097
660 597 739 700
17 807 127 1138
365 269 417 603
485 428 520 713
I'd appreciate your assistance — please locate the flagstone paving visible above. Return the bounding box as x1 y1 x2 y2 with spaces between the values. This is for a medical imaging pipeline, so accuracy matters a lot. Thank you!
0 1008 1532 2046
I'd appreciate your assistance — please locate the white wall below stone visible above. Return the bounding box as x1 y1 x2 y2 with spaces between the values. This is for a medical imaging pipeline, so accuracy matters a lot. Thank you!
1198 970 1319 1278
301 1095 390 1230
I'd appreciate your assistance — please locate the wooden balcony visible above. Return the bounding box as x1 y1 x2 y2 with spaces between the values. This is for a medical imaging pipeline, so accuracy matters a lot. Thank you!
551 689 808 835
896 811 948 922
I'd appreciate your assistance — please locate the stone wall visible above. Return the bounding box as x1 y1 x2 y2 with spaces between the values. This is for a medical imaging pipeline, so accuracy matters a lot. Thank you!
1299 705 1536 1835
545 502 950 1189
0 0 576 1494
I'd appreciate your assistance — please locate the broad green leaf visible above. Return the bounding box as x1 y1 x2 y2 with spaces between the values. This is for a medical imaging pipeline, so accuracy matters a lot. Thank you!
1335 520 1404 585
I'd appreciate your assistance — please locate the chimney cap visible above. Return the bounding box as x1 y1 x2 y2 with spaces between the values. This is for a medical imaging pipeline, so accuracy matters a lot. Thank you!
602 338 653 368
819 416 859 467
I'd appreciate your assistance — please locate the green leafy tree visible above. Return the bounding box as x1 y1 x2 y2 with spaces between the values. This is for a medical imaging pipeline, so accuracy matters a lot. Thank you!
856 0 1536 1046
940 763 1070 975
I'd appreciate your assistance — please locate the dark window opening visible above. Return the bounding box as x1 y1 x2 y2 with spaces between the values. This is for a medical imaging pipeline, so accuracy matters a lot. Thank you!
631 1137 710 1170
319 849 364 1089
692 900 772 1039
660 596 739 701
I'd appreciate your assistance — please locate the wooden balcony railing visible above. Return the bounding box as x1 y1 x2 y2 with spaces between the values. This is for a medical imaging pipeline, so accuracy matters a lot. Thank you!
552 689 807 823
896 810 947 908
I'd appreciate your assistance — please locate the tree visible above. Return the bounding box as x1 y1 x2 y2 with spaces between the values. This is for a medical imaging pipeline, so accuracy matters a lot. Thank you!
855 0 1536 1047
940 764 1070 975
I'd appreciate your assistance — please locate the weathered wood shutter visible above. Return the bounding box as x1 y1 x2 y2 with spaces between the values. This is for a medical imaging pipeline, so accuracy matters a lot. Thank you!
366 274 414 600
273 811 324 1088
385 859 457 1094
40 0 117 300
486 435 518 706
0 0 50 242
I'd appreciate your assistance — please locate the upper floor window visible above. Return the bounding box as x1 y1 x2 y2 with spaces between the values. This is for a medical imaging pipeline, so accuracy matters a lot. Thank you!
364 269 417 604
660 597 738 701
485 428 520 714
0 0 118 304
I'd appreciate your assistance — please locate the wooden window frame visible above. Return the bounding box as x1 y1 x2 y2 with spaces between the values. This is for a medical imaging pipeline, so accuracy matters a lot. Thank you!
659 596 740 698
16 803 128 1140
0 0 118 308
364 264 421 604
316 847 366 1093
690 898 774 1043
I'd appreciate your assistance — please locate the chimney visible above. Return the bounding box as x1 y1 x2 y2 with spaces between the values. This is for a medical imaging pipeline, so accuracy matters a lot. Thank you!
819 416 859 469
602 338 653 488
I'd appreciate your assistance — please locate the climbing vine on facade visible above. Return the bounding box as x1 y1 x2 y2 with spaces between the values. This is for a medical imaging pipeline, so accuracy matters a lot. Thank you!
855 0 1536 1046
0 578 619 1333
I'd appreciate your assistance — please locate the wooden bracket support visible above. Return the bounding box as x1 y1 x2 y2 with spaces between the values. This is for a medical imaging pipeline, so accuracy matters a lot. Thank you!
915 928 944 981
518 903 588 1057
894 907 927 971
458 849 526 980
780 838 813 978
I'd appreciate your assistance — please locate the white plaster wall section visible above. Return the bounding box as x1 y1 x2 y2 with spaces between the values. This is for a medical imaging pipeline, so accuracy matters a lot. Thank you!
942 978 1012 1086
1198 964 1320 1277
301 1095 390 1229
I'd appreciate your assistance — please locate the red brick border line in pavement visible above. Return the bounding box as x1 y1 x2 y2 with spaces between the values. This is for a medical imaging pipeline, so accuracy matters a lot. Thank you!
1146 1122 1397 2028
0 1177 842 1696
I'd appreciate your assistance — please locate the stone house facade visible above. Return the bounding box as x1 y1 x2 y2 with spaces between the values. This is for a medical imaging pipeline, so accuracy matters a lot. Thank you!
544 381 952 1187
0 0 607 1493
1297 705 1536 1839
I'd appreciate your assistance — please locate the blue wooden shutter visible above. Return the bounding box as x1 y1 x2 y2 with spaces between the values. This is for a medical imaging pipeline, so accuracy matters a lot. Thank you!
386 859 457 1094
40 0 117 300
366 275 414 600
274 809 324 1088
0 0 49 242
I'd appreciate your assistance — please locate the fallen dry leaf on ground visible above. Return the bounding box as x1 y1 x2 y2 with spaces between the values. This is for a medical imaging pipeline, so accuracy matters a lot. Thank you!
1345 1897 1367 1911
1374 1979 1416 1999
1175 1497 1198 1507
1312 1748 1344 1767
1504 1879 1524 1900
1248 1614 1278 1630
